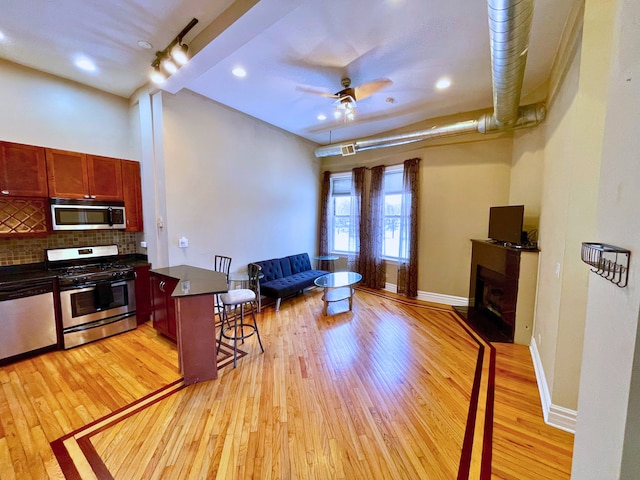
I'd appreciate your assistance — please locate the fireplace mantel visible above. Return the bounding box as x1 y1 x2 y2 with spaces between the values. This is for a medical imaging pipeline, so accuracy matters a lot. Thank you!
455 240 539 344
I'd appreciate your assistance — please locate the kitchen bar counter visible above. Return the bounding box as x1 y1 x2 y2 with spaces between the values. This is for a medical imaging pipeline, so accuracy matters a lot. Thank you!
149 265 228 385
149 265 228 298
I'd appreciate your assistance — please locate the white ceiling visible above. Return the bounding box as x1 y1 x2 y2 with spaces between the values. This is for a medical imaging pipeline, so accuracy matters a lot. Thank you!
1 0 574 145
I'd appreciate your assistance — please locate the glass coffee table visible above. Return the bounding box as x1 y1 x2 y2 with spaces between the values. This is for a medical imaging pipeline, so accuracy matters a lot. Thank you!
314 271 363 316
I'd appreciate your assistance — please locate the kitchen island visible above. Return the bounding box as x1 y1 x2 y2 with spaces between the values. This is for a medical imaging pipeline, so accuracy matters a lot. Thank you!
149 265 228 385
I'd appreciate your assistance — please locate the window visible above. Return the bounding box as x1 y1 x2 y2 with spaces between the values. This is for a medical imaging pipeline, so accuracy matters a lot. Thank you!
329 175 354 253
382 168 403 260
328 166 404 259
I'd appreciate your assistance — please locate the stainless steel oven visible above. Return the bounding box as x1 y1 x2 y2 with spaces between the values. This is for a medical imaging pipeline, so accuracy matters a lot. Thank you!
46 245 137 349
59 279 136 349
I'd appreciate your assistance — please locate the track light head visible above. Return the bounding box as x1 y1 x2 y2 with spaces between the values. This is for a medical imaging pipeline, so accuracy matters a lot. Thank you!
172 43 189 66
150 66 166 85
162 57 177 74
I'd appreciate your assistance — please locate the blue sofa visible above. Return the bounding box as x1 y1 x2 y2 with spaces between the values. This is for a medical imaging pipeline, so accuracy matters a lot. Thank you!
252 253 328 311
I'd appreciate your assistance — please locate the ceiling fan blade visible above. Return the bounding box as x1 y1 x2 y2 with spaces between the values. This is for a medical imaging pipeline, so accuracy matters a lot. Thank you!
296 85 339 98
353 78 393 101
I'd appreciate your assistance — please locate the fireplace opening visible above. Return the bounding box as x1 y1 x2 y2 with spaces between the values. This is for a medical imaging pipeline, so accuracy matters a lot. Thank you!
474 266 514 338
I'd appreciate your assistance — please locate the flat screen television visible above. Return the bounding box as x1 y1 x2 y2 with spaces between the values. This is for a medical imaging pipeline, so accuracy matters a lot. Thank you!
488 205 525 245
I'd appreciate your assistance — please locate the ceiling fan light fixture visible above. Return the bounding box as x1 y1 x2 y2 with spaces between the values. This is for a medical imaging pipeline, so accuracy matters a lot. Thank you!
334 95 356 121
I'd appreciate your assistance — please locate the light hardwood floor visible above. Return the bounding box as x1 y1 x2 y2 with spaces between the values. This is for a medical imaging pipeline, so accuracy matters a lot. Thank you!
0 287 573 479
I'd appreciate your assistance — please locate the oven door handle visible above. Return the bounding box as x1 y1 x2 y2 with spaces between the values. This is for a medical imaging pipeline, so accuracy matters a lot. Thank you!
63 280 129 293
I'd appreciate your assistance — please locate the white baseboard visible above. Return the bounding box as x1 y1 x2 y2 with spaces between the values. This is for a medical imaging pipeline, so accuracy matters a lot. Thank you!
530 337 577 434
383 283 468 307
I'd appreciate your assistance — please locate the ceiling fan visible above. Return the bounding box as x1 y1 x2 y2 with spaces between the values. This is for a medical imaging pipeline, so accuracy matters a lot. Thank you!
299 77 392 121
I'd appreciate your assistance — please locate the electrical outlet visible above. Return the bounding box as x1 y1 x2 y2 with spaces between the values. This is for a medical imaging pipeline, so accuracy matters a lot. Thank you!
179 236 189 248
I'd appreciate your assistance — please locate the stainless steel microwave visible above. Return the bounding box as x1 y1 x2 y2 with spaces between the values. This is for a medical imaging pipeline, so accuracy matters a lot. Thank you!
50 199 126 230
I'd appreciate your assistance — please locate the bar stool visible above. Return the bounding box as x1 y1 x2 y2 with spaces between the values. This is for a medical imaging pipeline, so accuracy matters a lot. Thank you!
213 255 232 323
217 263 264 367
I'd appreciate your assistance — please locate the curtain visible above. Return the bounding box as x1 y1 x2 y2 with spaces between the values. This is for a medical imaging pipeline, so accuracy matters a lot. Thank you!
347 167 366 271
361 165 386 288
318 171 331 255
397 158 420 298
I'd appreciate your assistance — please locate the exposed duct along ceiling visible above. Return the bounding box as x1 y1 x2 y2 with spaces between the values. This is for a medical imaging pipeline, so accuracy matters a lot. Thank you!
315 0 541 158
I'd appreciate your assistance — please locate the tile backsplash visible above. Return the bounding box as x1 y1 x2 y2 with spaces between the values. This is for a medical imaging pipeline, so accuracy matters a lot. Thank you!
0 231 140 266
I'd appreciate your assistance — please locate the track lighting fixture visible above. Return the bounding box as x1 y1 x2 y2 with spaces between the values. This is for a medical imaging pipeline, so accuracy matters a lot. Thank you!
149 18 198 85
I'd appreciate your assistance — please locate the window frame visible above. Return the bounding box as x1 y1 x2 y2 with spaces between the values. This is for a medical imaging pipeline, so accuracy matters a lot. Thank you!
329 173 355 255
381 165 404 262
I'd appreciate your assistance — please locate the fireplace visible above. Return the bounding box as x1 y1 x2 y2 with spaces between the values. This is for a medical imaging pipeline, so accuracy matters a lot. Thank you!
475 266 514 339
454 240 539 344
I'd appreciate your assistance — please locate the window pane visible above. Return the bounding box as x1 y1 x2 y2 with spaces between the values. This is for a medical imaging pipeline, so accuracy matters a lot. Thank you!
334 196 351 216
333 219 351 252
332 195 353 252
384 170 403 193
385 194 401 215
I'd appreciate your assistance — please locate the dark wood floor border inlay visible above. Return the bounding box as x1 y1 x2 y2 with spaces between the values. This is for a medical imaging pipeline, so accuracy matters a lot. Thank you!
51 342 245 479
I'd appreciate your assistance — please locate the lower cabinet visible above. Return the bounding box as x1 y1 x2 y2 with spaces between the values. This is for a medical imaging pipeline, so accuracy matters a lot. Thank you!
149 272 179 341
134 264 151 324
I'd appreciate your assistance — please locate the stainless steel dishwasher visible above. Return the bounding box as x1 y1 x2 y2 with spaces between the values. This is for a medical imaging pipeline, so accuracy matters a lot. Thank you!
0 279 58 362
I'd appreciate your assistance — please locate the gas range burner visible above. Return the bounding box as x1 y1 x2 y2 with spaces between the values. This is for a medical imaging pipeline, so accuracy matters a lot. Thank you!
45 245 135 288
56 263 134 287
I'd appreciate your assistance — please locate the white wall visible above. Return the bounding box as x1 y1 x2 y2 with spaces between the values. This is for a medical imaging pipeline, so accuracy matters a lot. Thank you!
572 0 640 476
152 89 320 272
0 59 132 159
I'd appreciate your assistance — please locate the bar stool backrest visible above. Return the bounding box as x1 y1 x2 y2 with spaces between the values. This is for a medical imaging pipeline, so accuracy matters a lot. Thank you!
214 255 232 282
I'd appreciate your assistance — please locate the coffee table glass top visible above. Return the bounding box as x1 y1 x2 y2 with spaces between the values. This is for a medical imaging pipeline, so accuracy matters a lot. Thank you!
314 271 362 288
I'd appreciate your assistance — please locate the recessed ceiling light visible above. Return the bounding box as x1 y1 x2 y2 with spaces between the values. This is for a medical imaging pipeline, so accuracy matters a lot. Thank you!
138 40 153 49
0 30 6 42
436 78 451 90
232 66 247 78
74 56 97 72
317 114 327 121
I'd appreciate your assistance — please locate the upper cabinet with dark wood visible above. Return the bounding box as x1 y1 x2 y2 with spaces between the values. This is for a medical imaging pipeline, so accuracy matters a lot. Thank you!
121 160 143 232
46 149 123 200
0 141 48 197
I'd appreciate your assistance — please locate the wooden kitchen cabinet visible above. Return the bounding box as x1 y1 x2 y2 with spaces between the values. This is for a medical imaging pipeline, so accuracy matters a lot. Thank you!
121 160 143 232
0 141 49 197
87 154 123 200
134 264 151 324
149 272 179 341
46 148 123 200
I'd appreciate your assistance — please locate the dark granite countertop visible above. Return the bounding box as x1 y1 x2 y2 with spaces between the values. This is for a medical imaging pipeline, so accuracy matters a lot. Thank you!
0 254 150 287
149 265 228 298
0 264 58 287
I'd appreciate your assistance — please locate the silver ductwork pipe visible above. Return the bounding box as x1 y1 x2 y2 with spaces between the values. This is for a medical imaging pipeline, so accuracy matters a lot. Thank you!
314 0 537 158
315 103 545 158
488 0 534 127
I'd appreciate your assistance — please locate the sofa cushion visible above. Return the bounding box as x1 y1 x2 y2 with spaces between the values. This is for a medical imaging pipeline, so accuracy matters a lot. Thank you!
288 253 312 274
279 257 293 277
260 269 328 299
255 258 283 282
